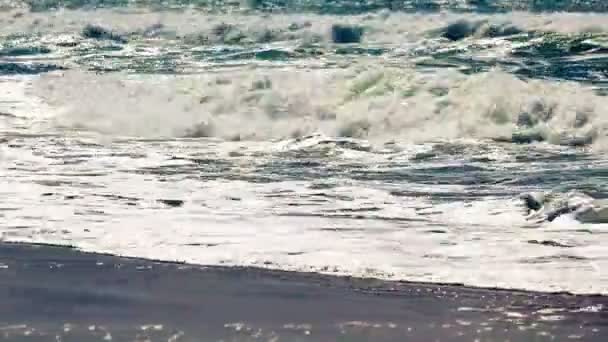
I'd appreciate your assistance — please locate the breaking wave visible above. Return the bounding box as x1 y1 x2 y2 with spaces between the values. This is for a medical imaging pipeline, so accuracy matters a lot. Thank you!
33 66 608 148
3 9 608 43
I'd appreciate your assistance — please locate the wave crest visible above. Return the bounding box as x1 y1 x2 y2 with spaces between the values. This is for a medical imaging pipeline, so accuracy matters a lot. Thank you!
32 66 608 148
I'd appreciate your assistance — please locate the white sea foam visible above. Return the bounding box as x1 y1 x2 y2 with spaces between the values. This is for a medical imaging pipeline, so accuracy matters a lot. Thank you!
31 66 608 149
1 173 606 294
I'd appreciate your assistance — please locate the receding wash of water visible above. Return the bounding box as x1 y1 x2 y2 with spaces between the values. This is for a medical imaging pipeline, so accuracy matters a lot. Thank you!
0 1 607 339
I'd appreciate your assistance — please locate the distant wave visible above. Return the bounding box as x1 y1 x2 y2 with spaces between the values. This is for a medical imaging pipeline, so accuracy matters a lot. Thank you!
7 0 608 13
2 9 608 82
4 9 608 40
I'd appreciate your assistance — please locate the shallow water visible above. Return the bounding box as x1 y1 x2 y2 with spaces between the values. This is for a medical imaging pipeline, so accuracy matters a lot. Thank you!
0 243 605 342
1 0 608 294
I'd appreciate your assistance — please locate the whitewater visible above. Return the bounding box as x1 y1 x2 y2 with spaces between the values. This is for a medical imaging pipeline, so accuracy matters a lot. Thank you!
1 0 607 295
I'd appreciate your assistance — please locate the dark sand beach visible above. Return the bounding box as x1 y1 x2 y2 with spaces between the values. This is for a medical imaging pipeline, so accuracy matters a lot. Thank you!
0 242 605 341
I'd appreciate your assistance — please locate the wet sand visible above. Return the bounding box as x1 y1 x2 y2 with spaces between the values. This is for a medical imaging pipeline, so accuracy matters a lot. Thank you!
0 242 605 341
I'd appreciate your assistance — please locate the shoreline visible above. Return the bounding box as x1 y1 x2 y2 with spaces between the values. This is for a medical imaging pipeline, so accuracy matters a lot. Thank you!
0 241 605 341
5 241 606 298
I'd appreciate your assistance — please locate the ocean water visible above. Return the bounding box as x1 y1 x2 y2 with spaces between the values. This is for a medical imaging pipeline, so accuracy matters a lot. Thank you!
1 0 607 294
